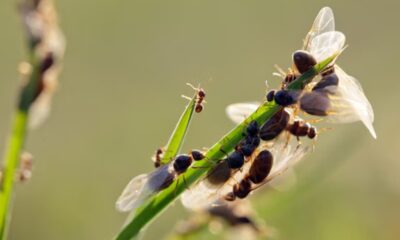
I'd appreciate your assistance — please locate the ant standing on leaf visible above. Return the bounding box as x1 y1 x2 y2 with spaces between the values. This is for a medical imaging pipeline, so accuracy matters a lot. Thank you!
182 83 206 113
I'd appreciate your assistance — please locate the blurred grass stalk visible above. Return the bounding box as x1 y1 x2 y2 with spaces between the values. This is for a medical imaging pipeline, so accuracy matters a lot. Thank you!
116 53 339 239
0 0 64 238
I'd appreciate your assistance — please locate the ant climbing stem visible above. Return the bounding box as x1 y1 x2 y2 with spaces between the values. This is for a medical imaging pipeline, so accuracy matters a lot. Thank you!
174 175 190 197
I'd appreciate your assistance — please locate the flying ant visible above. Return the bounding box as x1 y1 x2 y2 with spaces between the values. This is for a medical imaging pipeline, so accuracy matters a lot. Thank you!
258 108 317 142
225 150 273 201
116 149 205 212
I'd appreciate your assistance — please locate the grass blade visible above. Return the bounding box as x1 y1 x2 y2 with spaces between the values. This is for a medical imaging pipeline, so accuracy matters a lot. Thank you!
160 94 197 165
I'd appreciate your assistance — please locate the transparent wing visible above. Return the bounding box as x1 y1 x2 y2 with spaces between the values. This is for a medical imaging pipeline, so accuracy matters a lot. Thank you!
182 139 298 210
181 180 228 211
309 31 345 62
268 168 297 191
304 7 335 50
181 145 272 211
181 161 238 211
253 139 311 191
324 66 376 138
226 102 260 124
116 164 172 212
115 174 150 212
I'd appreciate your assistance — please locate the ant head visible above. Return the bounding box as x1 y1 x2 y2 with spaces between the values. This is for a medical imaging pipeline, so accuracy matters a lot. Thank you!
198 89 206 98
274 90 299 107
190 150 205 161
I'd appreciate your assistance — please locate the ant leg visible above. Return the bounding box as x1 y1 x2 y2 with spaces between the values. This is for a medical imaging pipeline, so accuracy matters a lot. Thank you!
319 127 333 133
311 138 317 152
181 95 192 101
182 175 189 191
174 178 180 197
284 132 292 148
273 64 286 79
307 118 324 124
219 148 229 156
296 137 302 148
186 82 200 91
190 156 220 170
293 106 300 117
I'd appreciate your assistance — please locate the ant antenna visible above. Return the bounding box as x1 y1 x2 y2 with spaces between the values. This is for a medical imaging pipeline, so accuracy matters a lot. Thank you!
273 64 286 78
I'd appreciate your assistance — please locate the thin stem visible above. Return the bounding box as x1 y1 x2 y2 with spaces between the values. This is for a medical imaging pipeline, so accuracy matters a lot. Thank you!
0 57 40 239
0 0 64 238
0 48 41 240
0 111 28 238
0 8 42 238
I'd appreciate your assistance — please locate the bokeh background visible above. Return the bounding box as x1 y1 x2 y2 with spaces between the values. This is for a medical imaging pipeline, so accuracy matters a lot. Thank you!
0 0 399 239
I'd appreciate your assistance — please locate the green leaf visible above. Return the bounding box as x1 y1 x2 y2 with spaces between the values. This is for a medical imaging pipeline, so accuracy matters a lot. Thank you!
160 94 197 165
115 54 338 240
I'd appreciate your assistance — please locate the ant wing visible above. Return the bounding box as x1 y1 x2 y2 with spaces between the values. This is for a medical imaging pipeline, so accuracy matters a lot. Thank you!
181 161 237 211
252 140 310 192
180 179 225 211
115 174 149 212
267 168 298 192
304 7 335 50
309 31 345 63
116 164 172 212
226 102 260 124
323 66 376 138
181 158 253 211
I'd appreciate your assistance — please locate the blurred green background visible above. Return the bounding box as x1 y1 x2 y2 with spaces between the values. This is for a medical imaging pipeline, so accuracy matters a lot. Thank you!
0 0 399 239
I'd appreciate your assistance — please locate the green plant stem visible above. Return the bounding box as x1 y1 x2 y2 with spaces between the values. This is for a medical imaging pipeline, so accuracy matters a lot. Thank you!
0 36 41 240
116 55 337 240
0 111 28 238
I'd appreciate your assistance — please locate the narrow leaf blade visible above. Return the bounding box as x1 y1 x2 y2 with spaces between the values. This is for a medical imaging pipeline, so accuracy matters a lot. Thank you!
160 95 197 165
